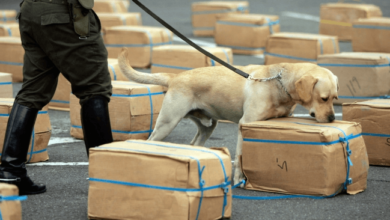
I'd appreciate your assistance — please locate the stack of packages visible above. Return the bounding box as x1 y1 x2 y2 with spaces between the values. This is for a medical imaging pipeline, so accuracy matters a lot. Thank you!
318 52 390 104
88 140 232 220
0 99 51 163
0 37 24 82
240 117 369 196
319 3 382 41
343 100 390 166
0 10 17 24
103 26 173 68
0 23 20 37
70 81 166 141
352 17 390 53
215 14 279 55
0 183 24 220
192 1 249 37
265 33 339 65
0 72 13 98
151 45 233 74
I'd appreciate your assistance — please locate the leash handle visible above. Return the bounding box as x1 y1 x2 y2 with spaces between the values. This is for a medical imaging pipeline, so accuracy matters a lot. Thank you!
132 0 250 79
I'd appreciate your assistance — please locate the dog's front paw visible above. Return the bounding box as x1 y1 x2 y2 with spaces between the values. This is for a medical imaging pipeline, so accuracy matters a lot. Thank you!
233 168 246 188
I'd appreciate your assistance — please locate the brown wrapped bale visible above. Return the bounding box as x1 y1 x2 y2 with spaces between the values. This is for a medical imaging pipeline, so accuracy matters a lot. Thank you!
343 100 390 166
0 99 51 163
192 1 249 37
93 0 129 13
352 17 390 53
88 140 232 220
0 23 20 37
0 10 17 24
265 32 339 65
103 26 173 68
319 3 382 41
240 117 369 196
96 12 141 30
318 52 390 104
70 81 166 141
215 14 279 55
0 183 25 220
0 72 13 98
151 45 233 74
0 37 24 82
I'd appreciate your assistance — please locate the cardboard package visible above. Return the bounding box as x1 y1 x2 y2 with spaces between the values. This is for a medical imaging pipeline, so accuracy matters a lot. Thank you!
96 13 141 30
104 26 173 68
0 10 17 24
151 45 233 74
0 37 24 82
93 0 129 13
0 23 20 37
240 117 369 196
343 99 390 166
0 99 51 163
352 17 390 53
265 32 339 65
88 140 232 220
215 14 279 55
319 3 382 41
0 183 23 220
318 52 390 104
192 1 249 37
70 81 165 141
0 72 13 98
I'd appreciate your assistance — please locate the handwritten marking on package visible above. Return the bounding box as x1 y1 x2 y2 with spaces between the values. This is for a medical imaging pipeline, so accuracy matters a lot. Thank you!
386 138 390 146
346 77 361 96
277 158 288 172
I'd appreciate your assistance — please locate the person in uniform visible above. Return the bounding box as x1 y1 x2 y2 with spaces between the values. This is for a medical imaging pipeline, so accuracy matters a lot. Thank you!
0 0 113 195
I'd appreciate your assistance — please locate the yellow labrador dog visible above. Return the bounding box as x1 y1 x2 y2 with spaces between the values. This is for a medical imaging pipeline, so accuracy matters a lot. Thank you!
118 49 339 185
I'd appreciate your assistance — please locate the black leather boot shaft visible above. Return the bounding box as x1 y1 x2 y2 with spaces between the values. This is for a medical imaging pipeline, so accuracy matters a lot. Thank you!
1 101 38 174
81 95 113 157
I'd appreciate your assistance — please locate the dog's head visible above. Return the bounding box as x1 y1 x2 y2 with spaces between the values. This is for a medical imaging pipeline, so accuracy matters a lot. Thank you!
295 67 339 123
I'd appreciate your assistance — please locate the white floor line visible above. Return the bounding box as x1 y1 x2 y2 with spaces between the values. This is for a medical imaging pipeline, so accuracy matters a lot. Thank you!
27 162 89 166
281 11 320 22
293 113 342 117
48 137 82 146
173 36 217 47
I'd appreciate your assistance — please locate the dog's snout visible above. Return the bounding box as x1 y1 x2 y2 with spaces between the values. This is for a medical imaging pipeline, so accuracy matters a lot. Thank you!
310 112 315 118
328 114 335 122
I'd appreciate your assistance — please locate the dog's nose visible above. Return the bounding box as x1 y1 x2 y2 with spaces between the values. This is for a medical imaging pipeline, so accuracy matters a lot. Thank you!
328 114 335 122
310 112 315 118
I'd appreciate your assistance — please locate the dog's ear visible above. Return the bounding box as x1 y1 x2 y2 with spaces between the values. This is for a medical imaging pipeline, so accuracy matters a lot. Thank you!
295 74 319 103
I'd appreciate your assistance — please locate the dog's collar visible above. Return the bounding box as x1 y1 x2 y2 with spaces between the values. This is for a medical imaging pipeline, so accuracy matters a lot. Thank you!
248 70 292 99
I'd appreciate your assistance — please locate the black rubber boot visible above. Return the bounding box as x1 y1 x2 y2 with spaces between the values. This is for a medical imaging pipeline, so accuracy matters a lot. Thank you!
0 101 46 195
81 95 113 157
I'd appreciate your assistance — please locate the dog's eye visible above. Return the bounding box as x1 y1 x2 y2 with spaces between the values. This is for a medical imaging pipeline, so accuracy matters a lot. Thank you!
322 98 328 102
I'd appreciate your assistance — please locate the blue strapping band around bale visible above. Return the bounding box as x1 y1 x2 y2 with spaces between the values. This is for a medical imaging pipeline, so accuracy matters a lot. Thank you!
211 58 215 66
1 11 16 22
0 25 12 36
362 133 390 138
0 195 27 220
0 82 12 85
108 63 117 80
318 63 389 68
319 39 323 54
50 100 70 104
338 95 389 99
152 64 192 70
236 122 357 200
105 41 171 48
353 25 390 30
0 61 23 66
0 111 48 158
265 52 316 62
90 141 230 220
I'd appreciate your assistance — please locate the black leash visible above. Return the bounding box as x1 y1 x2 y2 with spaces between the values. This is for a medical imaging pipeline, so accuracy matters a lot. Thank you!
132 0 250 79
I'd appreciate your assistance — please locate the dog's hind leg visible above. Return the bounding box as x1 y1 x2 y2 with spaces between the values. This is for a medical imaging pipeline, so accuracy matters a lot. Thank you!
189 118 218 146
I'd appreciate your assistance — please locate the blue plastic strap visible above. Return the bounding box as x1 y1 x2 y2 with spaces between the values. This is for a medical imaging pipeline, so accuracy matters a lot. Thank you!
338 95 389 99
318 63 389 68
265 52 317 62
0 195 27 220
211 59 215 66
50 99 70 104
0 82 12 85
362 133 390 138
0 25 12 36
0 61 23 66
151 64 192 70
319 39 323 54
353 25 390 30
108 63 117 80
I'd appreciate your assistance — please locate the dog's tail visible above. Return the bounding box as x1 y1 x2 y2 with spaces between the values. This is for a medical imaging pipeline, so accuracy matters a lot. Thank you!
118 48 173 87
